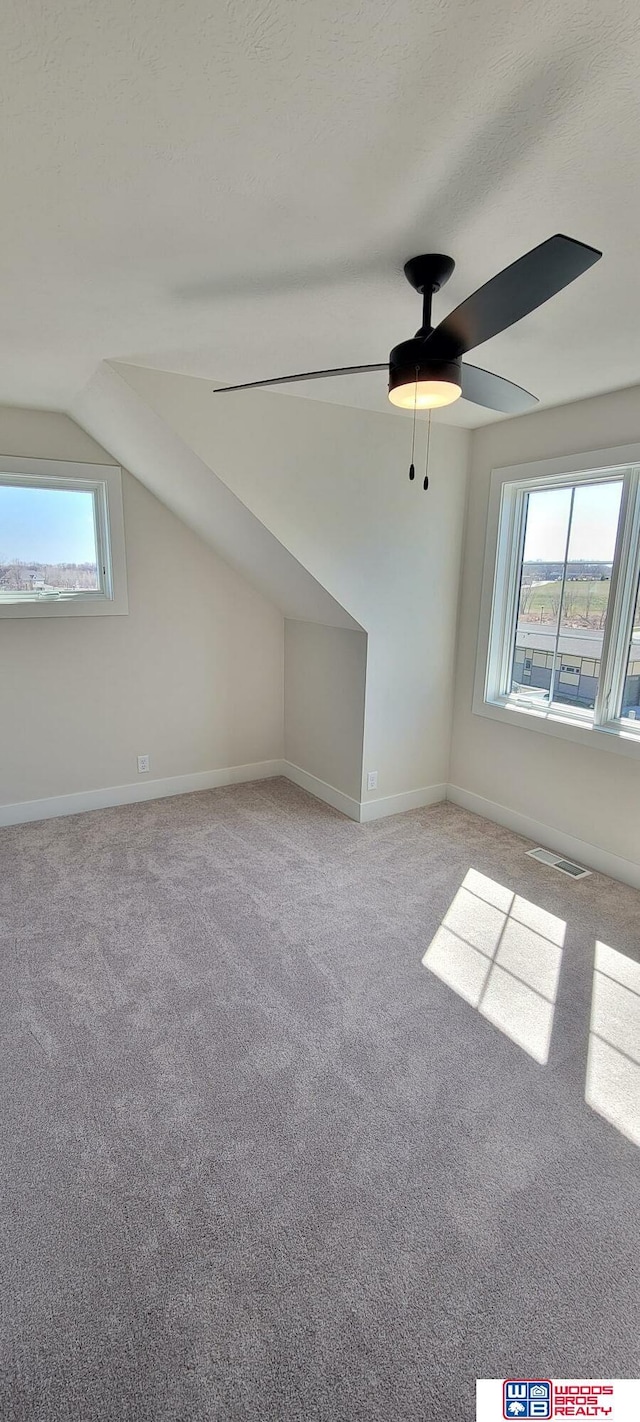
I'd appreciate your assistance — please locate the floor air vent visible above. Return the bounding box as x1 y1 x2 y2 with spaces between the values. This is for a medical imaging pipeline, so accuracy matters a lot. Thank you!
526 847 591 879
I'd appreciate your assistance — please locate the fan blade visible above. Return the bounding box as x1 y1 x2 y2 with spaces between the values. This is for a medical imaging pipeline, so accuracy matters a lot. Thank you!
461 362 538 414
427 234 602 359
214 363 386 393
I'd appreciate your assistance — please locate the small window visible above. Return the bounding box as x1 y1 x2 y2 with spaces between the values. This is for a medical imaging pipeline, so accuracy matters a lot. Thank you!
477 450 640 757
0 458 127 619
0 482 102 601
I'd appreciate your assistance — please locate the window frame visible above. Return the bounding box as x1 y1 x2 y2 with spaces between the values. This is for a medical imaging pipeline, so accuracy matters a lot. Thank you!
473 442 640 761
0 456 128 618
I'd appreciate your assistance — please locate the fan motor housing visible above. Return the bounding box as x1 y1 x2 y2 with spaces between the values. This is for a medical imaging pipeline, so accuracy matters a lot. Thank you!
388 339 462 399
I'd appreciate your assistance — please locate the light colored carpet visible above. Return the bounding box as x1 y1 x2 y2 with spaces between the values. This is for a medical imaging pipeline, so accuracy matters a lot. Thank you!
0 777 638 1420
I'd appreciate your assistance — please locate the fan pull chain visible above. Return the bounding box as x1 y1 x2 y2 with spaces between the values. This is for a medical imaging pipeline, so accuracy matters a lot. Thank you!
423 410 431 490
408 367 418 480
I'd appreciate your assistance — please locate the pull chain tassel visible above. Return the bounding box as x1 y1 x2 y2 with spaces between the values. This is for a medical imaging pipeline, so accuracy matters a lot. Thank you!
424 410 432 491
409 366 418 481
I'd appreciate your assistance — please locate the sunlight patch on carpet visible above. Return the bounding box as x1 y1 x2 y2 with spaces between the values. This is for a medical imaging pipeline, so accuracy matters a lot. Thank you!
423 869 565 1064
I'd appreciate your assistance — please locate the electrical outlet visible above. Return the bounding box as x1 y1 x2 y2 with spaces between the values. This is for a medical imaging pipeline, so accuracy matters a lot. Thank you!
137 754 150 774
367 770 378 791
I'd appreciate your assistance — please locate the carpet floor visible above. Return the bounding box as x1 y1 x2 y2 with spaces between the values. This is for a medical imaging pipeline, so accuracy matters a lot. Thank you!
0 777 638 1420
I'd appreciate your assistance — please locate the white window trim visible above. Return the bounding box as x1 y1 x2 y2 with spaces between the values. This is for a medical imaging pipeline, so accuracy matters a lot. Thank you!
473 441 640 762
0 456 127 618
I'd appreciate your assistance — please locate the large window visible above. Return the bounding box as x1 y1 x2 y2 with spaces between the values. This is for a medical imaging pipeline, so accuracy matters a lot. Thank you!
0 457 127 618
476 449 640 756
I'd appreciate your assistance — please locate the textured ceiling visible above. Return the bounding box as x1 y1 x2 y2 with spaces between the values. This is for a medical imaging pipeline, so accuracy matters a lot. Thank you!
1 0 639 424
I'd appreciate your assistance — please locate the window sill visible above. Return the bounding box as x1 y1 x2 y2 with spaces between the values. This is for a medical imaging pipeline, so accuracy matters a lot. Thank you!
474 694 640 761
0 592 127 618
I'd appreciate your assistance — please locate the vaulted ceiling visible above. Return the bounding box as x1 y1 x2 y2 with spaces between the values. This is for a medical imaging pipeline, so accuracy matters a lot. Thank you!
2 0 639 424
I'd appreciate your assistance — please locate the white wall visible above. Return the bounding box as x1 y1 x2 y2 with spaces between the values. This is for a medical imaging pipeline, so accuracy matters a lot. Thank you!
451 384 640 870
0 407 283 808
108 365 470 803
8 383 638 859
284 620 367 802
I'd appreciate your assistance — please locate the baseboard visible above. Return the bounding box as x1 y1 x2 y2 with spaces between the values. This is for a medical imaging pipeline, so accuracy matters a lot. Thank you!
360 783 448 822
282 761 361 821
282 766 447 824
0 758 441 831
0 759 285 829
447 783 640 891
3 763 637 890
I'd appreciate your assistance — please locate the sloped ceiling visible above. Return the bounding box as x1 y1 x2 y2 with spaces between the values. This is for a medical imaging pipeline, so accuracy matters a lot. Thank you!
1 0 639 423
74 362 363 628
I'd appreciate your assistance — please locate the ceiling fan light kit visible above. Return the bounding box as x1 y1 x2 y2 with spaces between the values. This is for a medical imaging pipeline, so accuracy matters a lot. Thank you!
388 345 462 409
215 234 602 421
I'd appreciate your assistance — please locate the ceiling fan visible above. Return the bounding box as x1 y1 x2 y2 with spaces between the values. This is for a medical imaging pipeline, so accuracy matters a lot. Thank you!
214 234 601 415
